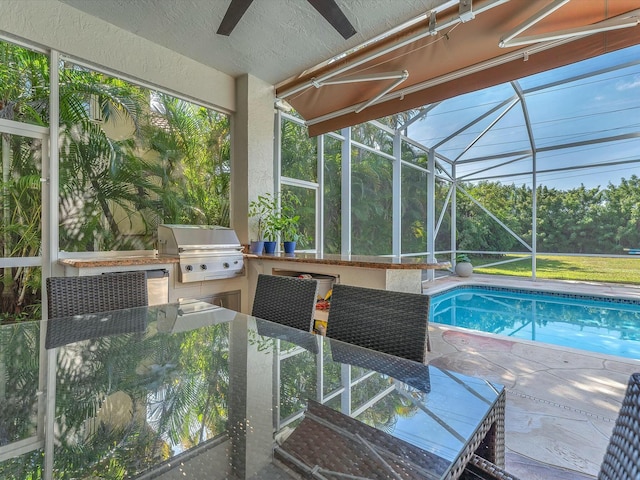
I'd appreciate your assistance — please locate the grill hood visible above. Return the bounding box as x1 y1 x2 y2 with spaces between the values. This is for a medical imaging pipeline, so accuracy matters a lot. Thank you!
157 224 244 282
158 224 241 254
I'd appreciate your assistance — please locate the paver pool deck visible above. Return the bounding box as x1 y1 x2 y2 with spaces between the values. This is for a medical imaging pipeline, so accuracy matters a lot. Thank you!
423 275 640 479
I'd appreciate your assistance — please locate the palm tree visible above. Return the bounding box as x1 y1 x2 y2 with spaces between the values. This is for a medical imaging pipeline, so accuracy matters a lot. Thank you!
1 40 232 319
0 42 49 319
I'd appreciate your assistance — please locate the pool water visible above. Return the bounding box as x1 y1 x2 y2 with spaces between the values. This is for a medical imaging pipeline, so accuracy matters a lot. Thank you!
430 286 640 360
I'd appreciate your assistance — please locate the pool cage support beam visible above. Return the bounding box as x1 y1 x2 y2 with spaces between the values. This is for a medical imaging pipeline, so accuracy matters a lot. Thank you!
392 131 402 257
274 109 283 208
512 80 537 280
341 127 352 255
427 149 436 281
433 95 519 150
453 99 521 163
457 184 533 252
451 163 457 266
317 134 325 256
435 181 454 242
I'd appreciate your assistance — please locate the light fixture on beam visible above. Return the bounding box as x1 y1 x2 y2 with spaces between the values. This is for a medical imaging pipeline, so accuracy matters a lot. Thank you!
500 15 640 48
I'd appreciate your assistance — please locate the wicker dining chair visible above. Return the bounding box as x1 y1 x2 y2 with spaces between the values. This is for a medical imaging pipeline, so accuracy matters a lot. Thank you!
598 372 640 480
46 271 149 319
460 372 640 480
251 274 319 332
460 455 520 480
325 283 430 363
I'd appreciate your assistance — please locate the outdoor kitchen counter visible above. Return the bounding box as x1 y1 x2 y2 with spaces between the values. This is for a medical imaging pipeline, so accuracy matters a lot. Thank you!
246 253 450 294
245 252 449 270
57 255 248 311
58 256 179 268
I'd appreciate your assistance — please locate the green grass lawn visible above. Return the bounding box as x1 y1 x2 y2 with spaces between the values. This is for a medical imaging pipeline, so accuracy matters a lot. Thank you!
471 254 640 285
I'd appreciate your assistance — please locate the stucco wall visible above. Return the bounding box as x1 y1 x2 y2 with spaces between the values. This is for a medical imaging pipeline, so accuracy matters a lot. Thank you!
0 0 235 113
231 74 276 244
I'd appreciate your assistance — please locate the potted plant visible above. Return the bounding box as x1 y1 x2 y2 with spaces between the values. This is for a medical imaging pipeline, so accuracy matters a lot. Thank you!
259 194 281 254
248 193 277 254
454 254 473 277
249 192 303 254
275 192 303 253
278 215 300 253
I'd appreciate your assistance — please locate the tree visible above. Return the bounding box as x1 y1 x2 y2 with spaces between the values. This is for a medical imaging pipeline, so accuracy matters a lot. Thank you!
1 40 232 320
0 42 49 319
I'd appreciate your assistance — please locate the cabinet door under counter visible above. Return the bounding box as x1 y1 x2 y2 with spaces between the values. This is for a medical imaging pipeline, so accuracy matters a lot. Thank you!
58 257 177 305
58 256 249 312
179 290 241 311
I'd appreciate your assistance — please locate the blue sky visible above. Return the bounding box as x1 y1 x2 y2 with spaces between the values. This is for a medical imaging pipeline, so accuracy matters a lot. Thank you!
406 44 640 190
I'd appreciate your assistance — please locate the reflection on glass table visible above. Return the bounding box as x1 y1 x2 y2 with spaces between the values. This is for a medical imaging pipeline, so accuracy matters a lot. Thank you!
268 325 505 480
0 303 504 480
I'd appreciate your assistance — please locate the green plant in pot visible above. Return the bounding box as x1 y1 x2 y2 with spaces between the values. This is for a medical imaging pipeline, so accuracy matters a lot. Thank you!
248 191 303 254
259 193 282 254
454 254 473 277
248 193 277 254
277 215 300 253
277 191 305 253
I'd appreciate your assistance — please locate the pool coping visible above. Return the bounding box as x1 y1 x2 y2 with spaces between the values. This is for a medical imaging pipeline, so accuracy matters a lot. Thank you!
428 282 640 306
423 274 640 302
429 322 640 365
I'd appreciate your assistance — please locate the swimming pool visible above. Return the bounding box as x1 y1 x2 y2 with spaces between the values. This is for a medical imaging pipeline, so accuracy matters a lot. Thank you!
430 285 640 360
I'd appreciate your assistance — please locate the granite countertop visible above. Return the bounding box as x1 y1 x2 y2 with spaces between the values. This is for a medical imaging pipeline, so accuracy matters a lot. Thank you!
59 256 179 268
245 252 450 270
59 253 450 271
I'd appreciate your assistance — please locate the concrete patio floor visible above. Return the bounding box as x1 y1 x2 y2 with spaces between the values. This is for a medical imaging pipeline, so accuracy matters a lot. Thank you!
423 275 640 479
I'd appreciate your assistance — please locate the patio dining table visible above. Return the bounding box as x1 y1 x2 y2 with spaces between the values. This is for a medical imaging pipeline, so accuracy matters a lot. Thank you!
0 300 505 479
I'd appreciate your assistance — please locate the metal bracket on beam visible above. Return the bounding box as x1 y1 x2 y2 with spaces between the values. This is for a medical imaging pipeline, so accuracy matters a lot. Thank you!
459 0 474 23
429 11 438 36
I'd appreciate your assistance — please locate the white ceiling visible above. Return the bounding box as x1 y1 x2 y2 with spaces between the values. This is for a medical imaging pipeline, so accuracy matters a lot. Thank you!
58 0 437 85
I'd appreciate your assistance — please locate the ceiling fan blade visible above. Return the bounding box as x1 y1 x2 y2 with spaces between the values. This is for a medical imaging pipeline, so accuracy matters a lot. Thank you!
217 0 255 36
306 0 357 40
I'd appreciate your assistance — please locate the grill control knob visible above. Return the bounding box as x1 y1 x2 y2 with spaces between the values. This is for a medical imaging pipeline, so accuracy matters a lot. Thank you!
223 262 230 268
200 264 207 270
185 265 193 272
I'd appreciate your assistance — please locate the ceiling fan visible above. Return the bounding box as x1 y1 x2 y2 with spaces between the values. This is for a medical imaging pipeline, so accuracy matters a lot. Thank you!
216 0 357 39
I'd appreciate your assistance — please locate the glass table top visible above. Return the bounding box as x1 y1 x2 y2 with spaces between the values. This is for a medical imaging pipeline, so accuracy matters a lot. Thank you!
0 303 503 479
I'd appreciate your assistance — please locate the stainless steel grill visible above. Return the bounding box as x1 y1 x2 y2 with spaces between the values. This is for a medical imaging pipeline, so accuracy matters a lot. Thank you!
157 224 244 282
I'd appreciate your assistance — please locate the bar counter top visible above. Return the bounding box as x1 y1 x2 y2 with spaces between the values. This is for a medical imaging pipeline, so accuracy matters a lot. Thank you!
59 253 450 270
58 256 179 268
245 252 450 270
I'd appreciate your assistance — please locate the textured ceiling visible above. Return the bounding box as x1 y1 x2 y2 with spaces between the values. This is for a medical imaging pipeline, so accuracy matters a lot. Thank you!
58 0 436 85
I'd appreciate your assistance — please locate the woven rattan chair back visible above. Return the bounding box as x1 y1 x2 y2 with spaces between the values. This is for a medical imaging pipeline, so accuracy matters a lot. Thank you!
251 274 319 332
460 372 640 480
46 272 149 319
598 372 640 480
325 283 430 363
